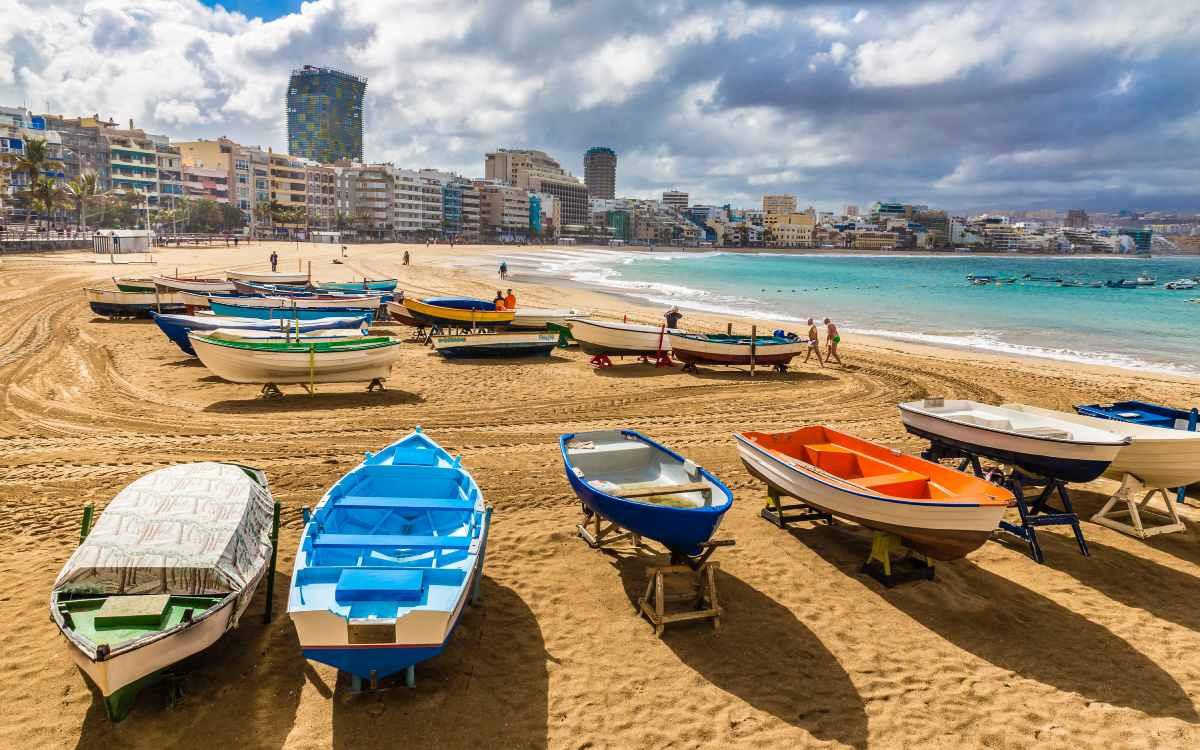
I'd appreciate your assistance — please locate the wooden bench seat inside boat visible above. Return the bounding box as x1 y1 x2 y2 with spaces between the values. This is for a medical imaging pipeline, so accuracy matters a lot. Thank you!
313 533 472 549
608 481 712 499
334 496 474 511
335 568 424 602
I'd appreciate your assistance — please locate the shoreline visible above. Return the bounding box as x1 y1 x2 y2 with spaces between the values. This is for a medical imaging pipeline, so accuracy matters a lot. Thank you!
446 245 1200 384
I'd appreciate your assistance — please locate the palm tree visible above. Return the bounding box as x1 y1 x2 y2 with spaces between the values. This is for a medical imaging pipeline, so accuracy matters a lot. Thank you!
65 171 102 232
2 138 57 235
25 176 70 232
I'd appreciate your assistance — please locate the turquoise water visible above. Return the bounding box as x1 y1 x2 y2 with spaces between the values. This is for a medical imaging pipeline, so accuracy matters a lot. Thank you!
505 250 1200 375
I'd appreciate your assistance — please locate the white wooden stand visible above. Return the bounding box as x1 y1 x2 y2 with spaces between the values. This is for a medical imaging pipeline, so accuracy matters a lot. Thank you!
1092 474 1186 539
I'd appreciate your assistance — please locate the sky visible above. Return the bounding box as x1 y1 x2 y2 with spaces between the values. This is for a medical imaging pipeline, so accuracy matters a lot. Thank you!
2 0 1199 212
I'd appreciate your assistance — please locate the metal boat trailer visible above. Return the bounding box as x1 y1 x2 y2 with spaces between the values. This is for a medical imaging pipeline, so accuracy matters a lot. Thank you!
917 435 1088 564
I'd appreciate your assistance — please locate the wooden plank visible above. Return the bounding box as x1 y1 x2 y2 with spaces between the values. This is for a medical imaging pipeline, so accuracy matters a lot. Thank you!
608 481 712 499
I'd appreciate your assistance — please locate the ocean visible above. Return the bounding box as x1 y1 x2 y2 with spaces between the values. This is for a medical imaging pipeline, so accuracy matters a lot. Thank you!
493 249 1200 376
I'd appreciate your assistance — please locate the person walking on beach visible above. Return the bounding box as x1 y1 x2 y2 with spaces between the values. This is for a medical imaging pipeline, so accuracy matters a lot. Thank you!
269 250 278 272
499 261 508 280
664 306 683 329
803 318 823 366
824 318 842 365
493 290 506 311
505 288 517 311
403 250 410 266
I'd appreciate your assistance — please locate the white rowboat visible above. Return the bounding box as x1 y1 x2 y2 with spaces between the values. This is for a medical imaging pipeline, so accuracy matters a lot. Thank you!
190 334 402 385
568 319 679 357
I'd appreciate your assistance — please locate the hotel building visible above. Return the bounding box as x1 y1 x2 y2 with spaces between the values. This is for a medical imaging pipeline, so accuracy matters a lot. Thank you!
583 146 616 199
484 149 589 227
762 194 797 215
662 190 688 213
286 65 367 164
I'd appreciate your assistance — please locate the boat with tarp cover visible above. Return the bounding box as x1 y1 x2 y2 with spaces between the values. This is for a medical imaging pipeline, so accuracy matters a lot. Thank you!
50 462 275 721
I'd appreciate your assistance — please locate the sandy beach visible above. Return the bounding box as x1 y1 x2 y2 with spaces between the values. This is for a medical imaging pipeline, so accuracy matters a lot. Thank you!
5 239 1200 749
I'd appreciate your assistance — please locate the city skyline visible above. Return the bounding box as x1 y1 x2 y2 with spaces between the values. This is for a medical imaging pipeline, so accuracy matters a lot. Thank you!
2 1 1199 212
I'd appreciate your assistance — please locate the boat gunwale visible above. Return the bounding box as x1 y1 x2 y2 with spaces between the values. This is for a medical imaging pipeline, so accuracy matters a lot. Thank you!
189 333 399 353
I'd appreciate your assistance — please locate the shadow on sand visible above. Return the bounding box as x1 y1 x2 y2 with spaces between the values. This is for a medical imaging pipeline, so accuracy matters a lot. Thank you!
204 388 423 413
1069 486 1200 569
789 521 1198 721
75 569 303 750
607 549 868 748
674 367 838 383
330 579 549 749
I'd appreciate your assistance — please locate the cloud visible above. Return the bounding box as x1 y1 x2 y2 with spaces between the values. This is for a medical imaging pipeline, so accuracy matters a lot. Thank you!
1 0 1199 212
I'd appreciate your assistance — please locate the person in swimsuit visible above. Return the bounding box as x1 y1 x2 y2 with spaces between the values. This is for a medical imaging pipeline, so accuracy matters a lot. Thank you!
803 318 823 366
824 318 842 364
499 261 508 280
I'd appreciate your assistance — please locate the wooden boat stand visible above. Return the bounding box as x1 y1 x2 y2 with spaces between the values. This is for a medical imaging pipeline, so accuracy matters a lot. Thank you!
862 531 934 587
920 439 1088 564
760 486 833 528
577 506 733 635
1092 474 1186 539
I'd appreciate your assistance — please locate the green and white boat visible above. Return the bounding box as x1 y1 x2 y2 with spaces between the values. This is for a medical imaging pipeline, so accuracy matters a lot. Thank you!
50 463 276 721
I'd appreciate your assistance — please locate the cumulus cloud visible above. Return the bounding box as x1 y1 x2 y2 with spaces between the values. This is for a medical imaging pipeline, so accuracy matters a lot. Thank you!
1 0 1199 211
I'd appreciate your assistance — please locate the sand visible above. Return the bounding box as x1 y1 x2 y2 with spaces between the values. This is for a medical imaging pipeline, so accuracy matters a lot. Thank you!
4 239 1200 749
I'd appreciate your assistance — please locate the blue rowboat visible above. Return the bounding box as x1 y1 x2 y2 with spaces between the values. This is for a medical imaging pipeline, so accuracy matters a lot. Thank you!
1075 401 1199 431
322 279 398 292
560 429 733 558
232 280 394 304
209 298 378 322
423 297 497 311
287 428 492 685
150 311 371 356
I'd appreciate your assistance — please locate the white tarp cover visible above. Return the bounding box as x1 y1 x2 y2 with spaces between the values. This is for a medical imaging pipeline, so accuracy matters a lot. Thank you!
53 463 274 611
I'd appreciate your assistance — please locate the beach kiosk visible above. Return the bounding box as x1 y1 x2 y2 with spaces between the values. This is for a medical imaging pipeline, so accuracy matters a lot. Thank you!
93 229 154 257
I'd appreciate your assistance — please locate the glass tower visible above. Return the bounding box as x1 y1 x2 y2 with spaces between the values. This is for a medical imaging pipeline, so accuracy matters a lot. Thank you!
286 65 367 164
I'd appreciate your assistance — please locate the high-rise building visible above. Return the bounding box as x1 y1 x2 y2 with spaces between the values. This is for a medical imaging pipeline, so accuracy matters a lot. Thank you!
484 148 588 227
844 204 859 217
286 65 367 164
662 190 688 212
583 146 616 199
1065 209 1089 228
762 194 797 215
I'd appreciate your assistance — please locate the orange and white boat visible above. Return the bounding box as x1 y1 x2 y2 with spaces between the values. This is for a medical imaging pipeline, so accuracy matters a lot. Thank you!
734 426 1012 560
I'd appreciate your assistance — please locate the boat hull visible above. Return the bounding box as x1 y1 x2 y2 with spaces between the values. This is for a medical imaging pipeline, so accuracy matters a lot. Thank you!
150 312 371 356
510 308 588 330
402 297 514 328
734 432 1008 556
385 301 425 327
667 333 807 366
898 404 1122 483
86 289 186 318
190 336 401 384
568 319 676 357
210 299 377 321
433 333 558 358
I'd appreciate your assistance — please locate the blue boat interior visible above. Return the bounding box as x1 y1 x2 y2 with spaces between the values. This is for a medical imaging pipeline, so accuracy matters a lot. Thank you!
1076 400 1198 430
292 433 483 623
423 297 495 311
564 430 721 509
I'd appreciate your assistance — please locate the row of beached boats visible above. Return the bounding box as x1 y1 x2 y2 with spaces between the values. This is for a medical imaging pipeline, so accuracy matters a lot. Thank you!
49 387 1200 720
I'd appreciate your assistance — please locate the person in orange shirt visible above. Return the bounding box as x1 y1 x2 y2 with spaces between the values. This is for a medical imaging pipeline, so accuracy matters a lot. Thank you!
493 290 506 311
504 288 517 310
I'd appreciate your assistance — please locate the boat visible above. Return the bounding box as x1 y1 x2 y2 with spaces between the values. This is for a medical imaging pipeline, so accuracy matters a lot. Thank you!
1012 404 1200 490
995 277 1017 284
969 278 992 286
1075 400 1198 431
560 429 733 557
402 297 514 329
50 462 274 721
1060 280 1103 288
150 311 372 356
667 332 808 369
150 275 237 294
734 426 1011 560
510 307 589 330
209 297 379 322
897 399 1129 483
208 327 370 344
190 334 402 386
1105 279 1140 289
385 300 426 328
225 270 311 285
287 428 491 685
85 288 187 318
432 331 559 358
1023 274 1062 283
567 319 678 357
321 278 398 292
113 277 155 293
1164 278 1197 290
1135 273 1157 286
